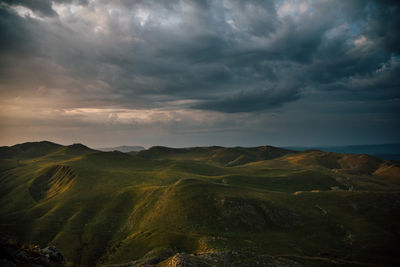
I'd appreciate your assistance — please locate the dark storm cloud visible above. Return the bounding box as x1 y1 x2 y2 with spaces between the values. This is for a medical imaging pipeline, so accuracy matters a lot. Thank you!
194 86 301 113
0 0 399 114
1 0 56 16
0 0 89 16
0 6 35 54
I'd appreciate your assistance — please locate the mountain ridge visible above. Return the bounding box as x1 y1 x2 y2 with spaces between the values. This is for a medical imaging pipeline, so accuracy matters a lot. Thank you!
286 143 400 160
0 141 399 266
98 145 145 153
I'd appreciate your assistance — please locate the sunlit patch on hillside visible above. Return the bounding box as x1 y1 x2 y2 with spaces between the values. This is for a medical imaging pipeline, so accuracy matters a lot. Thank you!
29 165 75 202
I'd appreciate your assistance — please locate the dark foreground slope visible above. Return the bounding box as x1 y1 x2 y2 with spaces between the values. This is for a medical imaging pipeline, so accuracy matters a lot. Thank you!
0 142 400 266
0 236 65 266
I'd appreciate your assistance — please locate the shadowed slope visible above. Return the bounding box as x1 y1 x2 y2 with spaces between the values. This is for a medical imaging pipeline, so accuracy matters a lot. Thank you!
137 145 293 166
0 141 62 159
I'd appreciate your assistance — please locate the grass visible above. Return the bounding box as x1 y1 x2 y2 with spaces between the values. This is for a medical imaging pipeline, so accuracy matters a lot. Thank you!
0 141 399 266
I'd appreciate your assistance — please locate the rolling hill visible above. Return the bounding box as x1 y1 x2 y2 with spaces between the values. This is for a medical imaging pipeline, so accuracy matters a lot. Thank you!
98 146 145 153
0 142 399 266
287 143 400 160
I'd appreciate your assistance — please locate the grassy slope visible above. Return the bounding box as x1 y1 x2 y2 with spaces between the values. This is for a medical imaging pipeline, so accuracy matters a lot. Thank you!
0 142 399 266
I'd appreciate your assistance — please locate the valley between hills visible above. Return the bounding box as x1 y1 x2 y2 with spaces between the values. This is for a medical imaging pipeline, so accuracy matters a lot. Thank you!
0 141 399 266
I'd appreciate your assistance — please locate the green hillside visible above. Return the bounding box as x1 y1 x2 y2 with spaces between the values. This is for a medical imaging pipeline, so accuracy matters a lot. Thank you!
1 142 399 266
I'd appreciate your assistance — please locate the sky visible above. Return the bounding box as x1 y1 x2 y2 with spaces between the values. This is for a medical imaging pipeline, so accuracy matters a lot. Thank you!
0 0 399 148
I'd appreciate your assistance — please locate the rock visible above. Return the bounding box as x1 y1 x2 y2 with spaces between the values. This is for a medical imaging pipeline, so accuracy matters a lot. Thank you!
0 236 65 267
42 246 65 263
164 253 208 267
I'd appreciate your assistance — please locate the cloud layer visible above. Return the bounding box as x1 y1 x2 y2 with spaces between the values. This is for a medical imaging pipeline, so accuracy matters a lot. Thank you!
0 0 399 147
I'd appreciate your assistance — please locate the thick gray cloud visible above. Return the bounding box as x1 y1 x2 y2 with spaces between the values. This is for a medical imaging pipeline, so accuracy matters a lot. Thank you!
194 86 302 113
0 0 399 147
1 0 57 16
0 0 89 16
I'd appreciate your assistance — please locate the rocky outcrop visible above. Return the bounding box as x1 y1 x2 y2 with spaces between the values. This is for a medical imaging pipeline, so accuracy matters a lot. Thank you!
106 250 379 267
105 251 305 267
0 237 65 267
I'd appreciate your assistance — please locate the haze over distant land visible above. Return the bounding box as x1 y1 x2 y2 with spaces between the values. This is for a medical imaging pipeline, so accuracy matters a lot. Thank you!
0 0 399 147
98 145 145 153
287 143 400 160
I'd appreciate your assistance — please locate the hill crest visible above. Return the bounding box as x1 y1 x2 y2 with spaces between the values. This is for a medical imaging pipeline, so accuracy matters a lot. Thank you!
1 140 400 266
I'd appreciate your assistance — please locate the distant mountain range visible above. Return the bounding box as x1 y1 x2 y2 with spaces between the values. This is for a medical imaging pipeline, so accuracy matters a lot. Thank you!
98 145 145 153
285 143 400 160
